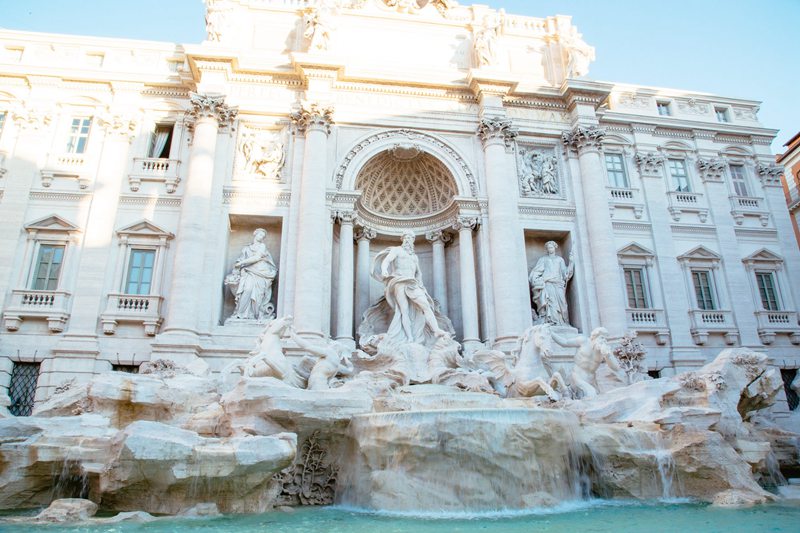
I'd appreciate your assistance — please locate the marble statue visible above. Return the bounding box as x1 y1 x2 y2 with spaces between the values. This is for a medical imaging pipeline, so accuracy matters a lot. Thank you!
552 327 623 398
472 13 501 68
225 228 277 322
529 241 574 326
303 6 333 52
238 315 304 387
519 149 559 196
371 231 448 346
474 324 567 401
289 328 355 390
562 27 594 78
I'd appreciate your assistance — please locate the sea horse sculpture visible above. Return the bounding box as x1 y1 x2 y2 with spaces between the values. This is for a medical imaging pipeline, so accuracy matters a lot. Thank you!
474 324 568 401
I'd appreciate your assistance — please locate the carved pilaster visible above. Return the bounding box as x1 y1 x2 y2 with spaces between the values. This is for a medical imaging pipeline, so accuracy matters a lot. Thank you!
634 152 665 177
186 92 238 129
757 163 784 187
696 158 726 183
291 102 334 135
98 114 139 143
561 125 605 154
477 117 518 151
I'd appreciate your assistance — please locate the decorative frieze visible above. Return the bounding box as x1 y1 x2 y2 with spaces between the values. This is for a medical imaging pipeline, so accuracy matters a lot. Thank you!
634 152 665 177
291 102 334 135
98 114 138 142
11 105 52 131
677 98 710 115
477 117 518 150
617 92 651 109
561 125 605 154
517 147 560 197
696 158 726 182
237 127 285 180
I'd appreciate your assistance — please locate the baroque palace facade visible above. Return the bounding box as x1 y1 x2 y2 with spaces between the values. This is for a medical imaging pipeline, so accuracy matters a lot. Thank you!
0 0 798 416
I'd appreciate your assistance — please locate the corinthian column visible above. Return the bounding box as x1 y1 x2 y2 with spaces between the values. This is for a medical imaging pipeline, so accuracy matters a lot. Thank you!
478 117 531 348
453 216 481 350
425 230 451 316
335 210 355 347
291 102 334 338
354 225 376 330
562 125 627 334
161 93 237 341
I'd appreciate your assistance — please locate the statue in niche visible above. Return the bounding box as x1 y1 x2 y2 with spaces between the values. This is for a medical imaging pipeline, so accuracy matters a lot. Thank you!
240 132 284 179
225 228 277 322
529 241 574 327
303 5 333 52
371 231 448 346
519 149 559 196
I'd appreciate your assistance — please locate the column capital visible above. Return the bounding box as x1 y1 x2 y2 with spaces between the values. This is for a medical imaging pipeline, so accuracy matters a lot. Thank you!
453 216 480 232
562 125 606 154
757 163 784 187
477 117 518 150
291 101 334 135
425 229 452 245
186 92 238 129
354 226 377 242
334 209 356 225
98 113 139 142
634 151 666 178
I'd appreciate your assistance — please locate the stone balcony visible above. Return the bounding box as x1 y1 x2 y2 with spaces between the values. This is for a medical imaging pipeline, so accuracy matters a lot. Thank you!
688 309 738 345
41 153 91 189
607 187 644 219
625 308 669 345
667 191 709 223
128 158 181 193
729 196 770 226
2 289 72 333
754 310 800 345
100 293 163 336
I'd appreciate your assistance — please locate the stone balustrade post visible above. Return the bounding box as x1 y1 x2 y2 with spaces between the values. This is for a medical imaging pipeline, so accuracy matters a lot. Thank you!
563 125 627 335
291 102 334 338
161 93 236 342
425 230 451 316
453 216 481 350
478 117 531 348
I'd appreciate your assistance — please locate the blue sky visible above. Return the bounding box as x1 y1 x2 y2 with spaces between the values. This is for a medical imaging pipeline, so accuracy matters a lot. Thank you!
1 0 797 153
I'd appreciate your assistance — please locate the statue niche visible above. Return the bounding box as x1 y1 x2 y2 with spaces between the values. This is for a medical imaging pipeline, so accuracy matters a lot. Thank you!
224 227 278 324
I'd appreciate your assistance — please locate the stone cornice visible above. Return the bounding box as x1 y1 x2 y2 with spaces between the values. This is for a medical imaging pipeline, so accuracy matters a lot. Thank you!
559 80 612 112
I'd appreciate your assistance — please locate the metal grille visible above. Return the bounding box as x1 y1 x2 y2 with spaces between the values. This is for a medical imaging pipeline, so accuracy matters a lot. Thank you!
647 369 661 379
781 369 799 411
8 362 40 417
112 364 139 374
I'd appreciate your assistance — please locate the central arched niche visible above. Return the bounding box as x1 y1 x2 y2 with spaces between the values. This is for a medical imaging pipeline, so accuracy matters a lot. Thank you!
354 144 458 226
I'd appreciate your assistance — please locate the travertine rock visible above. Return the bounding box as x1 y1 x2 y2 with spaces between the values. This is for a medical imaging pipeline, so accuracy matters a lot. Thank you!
100 420 296 514
33 498 98 523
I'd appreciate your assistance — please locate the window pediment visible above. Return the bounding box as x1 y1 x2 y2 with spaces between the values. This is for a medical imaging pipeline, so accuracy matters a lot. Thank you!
742 248 783 268
24 214 80 235
116 220 174 239
678 245 721 263
618 242 655 261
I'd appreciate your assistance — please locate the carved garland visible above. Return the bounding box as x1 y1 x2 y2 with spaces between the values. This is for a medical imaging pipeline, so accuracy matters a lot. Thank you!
335 129 478 196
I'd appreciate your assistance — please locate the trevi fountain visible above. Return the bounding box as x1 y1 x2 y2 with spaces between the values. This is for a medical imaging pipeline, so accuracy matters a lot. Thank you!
0 0 799 531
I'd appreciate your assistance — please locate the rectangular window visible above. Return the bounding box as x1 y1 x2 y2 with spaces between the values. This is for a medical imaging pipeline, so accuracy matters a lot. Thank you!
781 369 799 411
605 153 629 188
112 364 140 374
8 362 40 417
0 111 6 135
668 158 691 192
66 117 91 154
729 164 749 197
715 108 730 123
756 271 780 311
624 267 649 308
32 244 65 291
691 270 716 310
125 249 155 295
657 102 671 116
147 124 173 159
